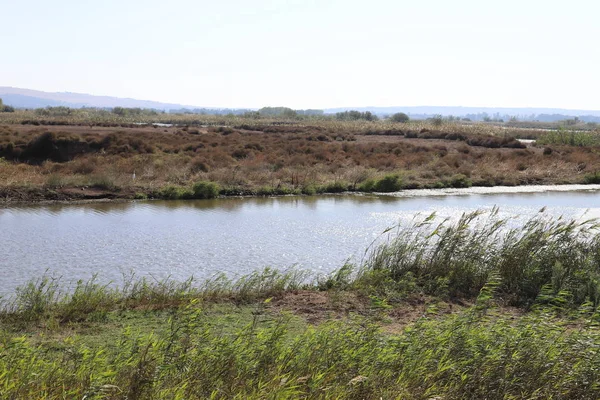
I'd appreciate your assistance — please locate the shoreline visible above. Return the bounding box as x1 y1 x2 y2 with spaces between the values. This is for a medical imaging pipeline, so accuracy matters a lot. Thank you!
2 182 600 207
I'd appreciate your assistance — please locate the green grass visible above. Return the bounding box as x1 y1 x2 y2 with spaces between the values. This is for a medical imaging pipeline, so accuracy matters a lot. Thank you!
536 127 600 147
358 208 600 307
359 173 403 193
4 211 600 398
192 181 220 199
2 301 600 399
584 171 600 184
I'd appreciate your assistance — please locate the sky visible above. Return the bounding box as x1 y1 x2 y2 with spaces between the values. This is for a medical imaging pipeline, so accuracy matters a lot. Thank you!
1 0 599 109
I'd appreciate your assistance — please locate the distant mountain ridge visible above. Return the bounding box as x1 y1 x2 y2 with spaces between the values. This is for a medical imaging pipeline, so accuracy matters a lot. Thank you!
0 87 201 110
2 87 600 120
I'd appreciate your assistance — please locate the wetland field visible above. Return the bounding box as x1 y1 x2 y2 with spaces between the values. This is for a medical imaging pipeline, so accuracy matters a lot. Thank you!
3 110 600 399
2 111 600 203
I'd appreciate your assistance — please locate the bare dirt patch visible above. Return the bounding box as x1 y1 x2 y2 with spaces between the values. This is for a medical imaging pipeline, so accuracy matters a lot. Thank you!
267 290 472 330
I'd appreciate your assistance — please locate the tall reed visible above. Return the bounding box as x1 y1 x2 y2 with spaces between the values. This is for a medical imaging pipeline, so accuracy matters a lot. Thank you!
359 208 600 306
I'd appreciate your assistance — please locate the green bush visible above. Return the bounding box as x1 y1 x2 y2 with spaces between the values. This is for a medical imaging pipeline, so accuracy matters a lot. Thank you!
301 184 317 195
320 181 349 193
88 174 118 190
45 174 64 188
584 171 600 184
192 181 220 199
159 185 189 200
389 112 409 123
373 174 403 192
256 186 275 196
358 179 376 192
448 173 472 188
358 175 403 193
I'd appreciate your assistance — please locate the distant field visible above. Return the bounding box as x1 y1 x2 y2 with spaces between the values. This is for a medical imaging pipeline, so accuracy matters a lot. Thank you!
1 112 600 202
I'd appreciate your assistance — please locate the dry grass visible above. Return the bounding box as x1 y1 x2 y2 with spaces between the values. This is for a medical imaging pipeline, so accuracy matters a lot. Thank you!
1 119 600 201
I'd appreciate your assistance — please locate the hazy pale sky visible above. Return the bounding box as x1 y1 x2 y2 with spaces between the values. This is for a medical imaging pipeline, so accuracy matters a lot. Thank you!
2 0 599 109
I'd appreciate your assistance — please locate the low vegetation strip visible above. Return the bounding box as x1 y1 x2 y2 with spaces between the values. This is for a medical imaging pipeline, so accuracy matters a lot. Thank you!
2 211 600 398
2 305 600 399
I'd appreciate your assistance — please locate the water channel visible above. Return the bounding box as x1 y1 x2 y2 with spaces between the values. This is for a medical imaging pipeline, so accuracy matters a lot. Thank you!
1 185 600 296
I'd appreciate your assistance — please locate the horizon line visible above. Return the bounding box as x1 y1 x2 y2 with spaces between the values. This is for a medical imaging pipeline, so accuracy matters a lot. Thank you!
2 86 600 113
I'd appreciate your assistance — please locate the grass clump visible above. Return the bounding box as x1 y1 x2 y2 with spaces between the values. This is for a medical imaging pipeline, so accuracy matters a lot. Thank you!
359 208 600 306
154 181 221 200
536 127 600 147
319 181 349 193
0 268 310 326
255 186 300 196
584 171 600 184
373 173 403 192
359 173 403 192
157 185 192 200
45 174 64 188
448 173 472 188
301 184 317 195
88 174 118 190
192 180 220 199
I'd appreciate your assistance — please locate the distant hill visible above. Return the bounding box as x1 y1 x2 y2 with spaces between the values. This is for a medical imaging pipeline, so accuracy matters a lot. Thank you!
2 87 600 122
0 87 201 111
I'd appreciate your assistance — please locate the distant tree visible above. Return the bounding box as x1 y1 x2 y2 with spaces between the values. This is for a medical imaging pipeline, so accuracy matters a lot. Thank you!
168 108 253 116
429 115 443 126
389 112 409 123
258 107 297 118
242 111 261 119
296 109 324 116
111 107 157 117
35 106 74 117
364 111 378 121
335 110 379 121
0 98 12 113
282 108 297 118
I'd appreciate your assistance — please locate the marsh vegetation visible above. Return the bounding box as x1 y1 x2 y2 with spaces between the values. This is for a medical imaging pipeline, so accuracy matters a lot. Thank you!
1 110 600 202
3 211 600 398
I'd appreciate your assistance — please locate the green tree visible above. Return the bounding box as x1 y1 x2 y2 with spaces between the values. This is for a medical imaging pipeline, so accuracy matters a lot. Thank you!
258 107 297 118
430 114 443 126
335 110 379 121
0 98 14 113
390 112 409 123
